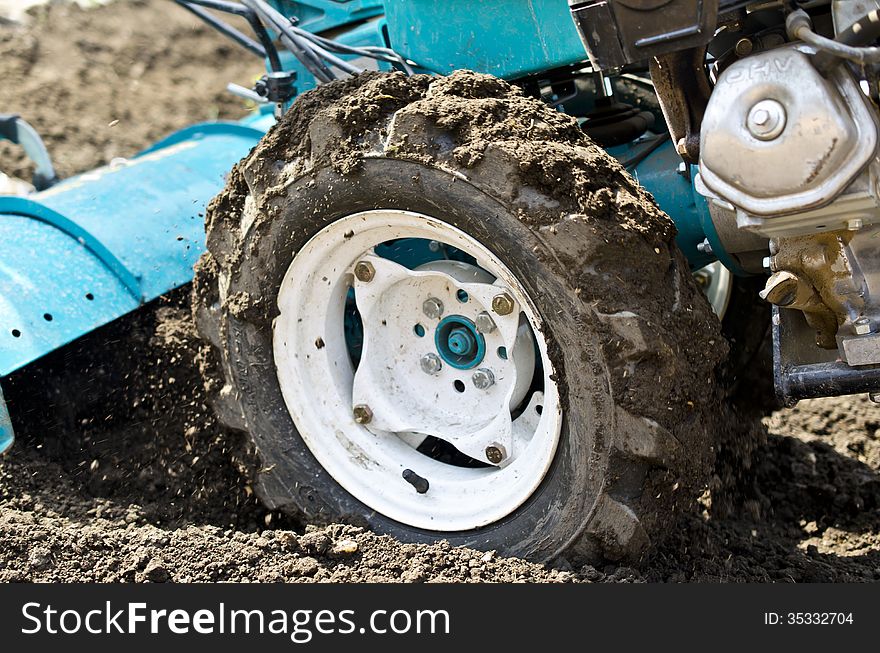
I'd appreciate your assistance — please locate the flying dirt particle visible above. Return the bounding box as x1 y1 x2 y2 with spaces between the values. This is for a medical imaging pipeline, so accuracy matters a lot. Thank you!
332 539 359 555
108 119 119 128
89 459 99 472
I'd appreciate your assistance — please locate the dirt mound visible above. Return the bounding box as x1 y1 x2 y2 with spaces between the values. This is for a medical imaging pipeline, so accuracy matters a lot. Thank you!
0 0 256 181
0 0 878 582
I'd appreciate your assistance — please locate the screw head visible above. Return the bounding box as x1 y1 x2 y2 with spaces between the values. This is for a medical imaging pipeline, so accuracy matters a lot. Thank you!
354 261 375 283
734 37 754 57
747 99 787 141
472 368 495 390
420 353 442 375
855 317 873 335
352 404 373 424
485 444 506 464
422 297 444 320
475 311 497 334
491 293 515 316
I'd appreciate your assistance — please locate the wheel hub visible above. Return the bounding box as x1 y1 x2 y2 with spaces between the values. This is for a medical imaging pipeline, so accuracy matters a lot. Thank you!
272 209 562 531
435 316 485 369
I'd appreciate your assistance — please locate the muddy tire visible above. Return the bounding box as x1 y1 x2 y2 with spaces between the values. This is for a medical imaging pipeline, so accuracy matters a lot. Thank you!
192 71 725 564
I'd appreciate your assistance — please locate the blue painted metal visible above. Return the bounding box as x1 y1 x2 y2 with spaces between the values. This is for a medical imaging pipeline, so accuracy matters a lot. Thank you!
435 316 486 370
269 0 383 34
607 136 719 271
383 0 589 78
0 121 266 379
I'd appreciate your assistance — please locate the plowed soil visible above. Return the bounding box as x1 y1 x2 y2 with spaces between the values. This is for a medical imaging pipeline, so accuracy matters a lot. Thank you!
0 0 878 582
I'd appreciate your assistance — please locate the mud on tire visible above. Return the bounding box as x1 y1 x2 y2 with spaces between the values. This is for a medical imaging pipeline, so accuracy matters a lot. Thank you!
192 70 726 564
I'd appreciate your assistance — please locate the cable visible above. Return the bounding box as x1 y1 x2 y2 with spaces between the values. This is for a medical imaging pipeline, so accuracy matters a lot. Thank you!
242 0 337 82
617 132 670 170
177 0 416 86
175 1 265 58
787 9 880 65
179 0 282 71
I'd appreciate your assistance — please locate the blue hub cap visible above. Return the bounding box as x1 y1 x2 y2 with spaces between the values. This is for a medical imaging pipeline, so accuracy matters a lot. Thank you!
435 315 486 369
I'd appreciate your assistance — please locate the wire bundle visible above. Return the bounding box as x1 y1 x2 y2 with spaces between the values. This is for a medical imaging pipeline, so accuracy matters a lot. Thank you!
175 0 414 83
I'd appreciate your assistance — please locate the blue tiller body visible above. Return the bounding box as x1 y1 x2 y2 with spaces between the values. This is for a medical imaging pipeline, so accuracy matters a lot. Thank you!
0 0 725 453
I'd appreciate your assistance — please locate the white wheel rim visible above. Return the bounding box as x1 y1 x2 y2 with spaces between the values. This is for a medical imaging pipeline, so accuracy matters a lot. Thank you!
273 210 563 531
694 261 733 320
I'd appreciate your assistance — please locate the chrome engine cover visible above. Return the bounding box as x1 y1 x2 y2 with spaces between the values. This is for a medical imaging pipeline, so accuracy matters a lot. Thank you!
699 46 879 229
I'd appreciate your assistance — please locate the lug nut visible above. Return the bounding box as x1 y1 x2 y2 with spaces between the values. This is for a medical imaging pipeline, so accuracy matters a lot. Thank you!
352 404 373 424
854 317 873 335
475 311 497 334
485 443 506 464
491 293 515 316
354 261 375 283
422 297 444 319
472 368 495 390
420 353 442 375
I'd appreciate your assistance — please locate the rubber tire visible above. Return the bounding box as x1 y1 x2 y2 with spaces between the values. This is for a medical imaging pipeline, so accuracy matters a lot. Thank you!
192 72 724 564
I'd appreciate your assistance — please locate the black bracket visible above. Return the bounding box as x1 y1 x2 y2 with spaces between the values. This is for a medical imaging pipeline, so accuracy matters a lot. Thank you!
254 71 298 104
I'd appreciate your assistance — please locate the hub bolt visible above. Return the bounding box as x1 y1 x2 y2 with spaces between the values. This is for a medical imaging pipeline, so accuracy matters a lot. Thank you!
472 368 495 390
485 443 506 464
475 311 497 334
491 293 515 316
422 297 444 319
420 353 443 375
354 261 375 283
352 404 373 424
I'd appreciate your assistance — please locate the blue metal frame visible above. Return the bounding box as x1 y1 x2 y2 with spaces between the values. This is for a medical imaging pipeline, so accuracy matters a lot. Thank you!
383 0 590 79
0 0 723 455
0 121 267 379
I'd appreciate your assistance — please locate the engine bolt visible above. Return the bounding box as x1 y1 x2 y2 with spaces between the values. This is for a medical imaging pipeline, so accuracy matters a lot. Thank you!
475 311 497 334
491 293 515 316
354 261 375 283
420 353 442 375
747 99 787 141
854 317 873 335
352 404 373 424
422 297 444 319
485 443 506 464
734 37 754 57
472 368 495 390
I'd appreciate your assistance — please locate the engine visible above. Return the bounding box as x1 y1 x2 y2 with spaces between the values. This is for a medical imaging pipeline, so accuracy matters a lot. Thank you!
572 0 880 404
